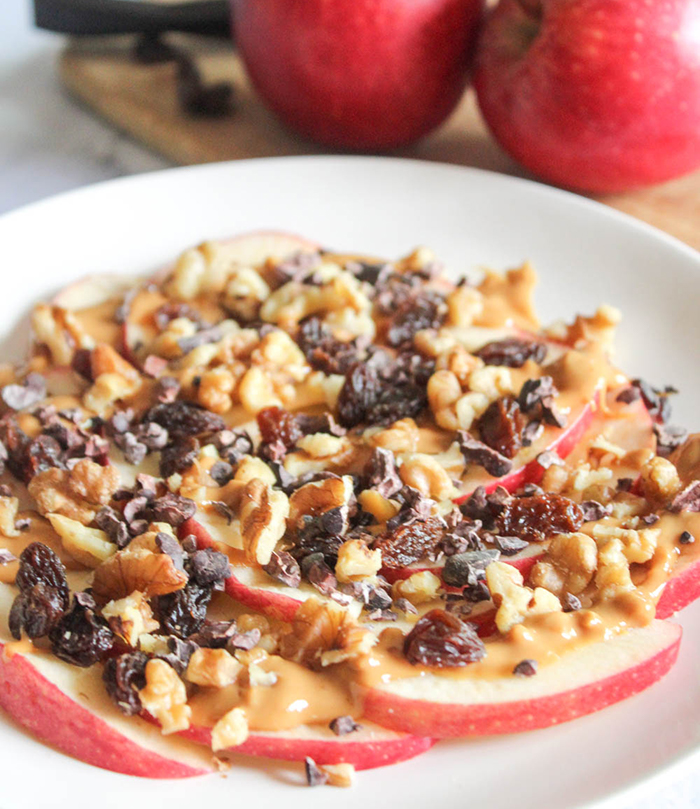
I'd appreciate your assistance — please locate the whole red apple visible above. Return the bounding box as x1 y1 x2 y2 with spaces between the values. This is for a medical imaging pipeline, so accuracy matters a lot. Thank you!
231 0 484 149
474 0 700 193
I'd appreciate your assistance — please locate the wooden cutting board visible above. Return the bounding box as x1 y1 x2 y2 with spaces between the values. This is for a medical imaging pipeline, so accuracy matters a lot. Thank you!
59 35 700 250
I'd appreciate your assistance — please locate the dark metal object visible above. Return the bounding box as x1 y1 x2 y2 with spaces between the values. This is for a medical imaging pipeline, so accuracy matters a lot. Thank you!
33 0 231 38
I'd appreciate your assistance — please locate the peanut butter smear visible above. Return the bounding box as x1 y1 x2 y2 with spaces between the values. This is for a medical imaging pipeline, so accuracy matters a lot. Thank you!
0 237 697 762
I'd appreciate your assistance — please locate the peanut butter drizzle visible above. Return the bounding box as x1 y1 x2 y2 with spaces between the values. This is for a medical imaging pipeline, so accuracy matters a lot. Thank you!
475 264 540 330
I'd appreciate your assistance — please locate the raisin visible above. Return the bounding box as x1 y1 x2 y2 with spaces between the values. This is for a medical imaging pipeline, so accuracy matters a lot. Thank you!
50 593 114 667
15 542 70 606
476 338 547 368
144 401 225 439
476 397 525 459
154 582 212 638
257 406 302 451
497 493 583 542
15 434 65 482
297 318 360 375
103 652 149 715
374 516 444 569
336 363 380 428
370 382 427 424
386 292 444 348
9 582 67 640
403 609 485 667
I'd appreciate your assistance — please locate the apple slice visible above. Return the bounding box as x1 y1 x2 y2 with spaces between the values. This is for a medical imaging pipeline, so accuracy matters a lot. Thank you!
361 620 681 737
52 274 138 311
0 586 212 777
181 721 435 770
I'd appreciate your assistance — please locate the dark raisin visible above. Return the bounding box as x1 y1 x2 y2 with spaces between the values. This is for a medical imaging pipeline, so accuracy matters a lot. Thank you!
403 609 485 667
374 516 444 569
497 493 583 542
50 594 114 667
144 401 225 439
476 338 546 368
154 582 212 638
337 363 380 428
386 292 444 348
103 652 149 715
297 317 361 375
15 542 70 606
369 381 427 425
15 434 65 482
257 406 302 449
9 582 67 640
476 397 525 459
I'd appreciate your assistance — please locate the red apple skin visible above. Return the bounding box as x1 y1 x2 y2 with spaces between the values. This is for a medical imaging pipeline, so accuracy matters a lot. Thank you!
362 622 681 737
181 724 435 769
0 643 210 778
656 556 700 620
231 0 484 149
474 0 700 193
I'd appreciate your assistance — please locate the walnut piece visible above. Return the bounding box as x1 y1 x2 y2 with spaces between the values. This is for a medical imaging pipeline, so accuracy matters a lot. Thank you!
288 476 353 535
92 547 188 602
211 707 249 751
392 570 442 606
102 590 158 646
46 513 116 568
486 561 562 634
186 648 243 687
237 479 289 566
138 659 191 734
399 454 455 501
0 495 20 538
28 459 120 525
335 539 382 583
369 418 420 454
529 532 598 597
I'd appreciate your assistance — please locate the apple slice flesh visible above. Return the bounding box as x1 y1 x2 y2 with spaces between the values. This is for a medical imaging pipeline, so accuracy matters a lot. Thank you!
0 587 212 778
362 620 680 737
182 721 435 770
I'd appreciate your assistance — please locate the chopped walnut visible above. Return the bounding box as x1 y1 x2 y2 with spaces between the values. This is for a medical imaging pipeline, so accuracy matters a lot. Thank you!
369 418 420 454
435 345 484 386
223 266 271 321
197 367 236 414
357 489 399 523
591 523 660 564
595 539 635 601
320 763 355 788
486 561 562 634
280 597 376 668
392 570 442 606
238 366 283 413
92 547 188 602
0 495 20 538
237 479 289 565
399 454 456 501
335 539 382 583
639 456 681 503
296 433 348 459
83 372 142 416
467 366 515 400
90 344 140 382
288 476 353 536
28 459 120 524
233 455 277 486
546 305 621 351
529 532 598 597
211 707 249 751
186 648 243 687
446 286 484 327
138 659 191 734
46 513 116 568
427 370 462 431
32 303 94 364
102 590 159 646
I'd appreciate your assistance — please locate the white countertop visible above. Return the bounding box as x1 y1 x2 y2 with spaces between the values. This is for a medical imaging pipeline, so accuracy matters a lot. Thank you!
0 3 699 807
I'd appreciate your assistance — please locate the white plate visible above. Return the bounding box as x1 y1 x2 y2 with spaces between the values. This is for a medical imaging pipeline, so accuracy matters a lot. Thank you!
1 156 699 809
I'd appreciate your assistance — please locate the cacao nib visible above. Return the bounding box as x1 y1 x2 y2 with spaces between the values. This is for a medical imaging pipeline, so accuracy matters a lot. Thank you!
512 659 538 677
562 592 582 612
616 386 641 405
521 420 544 448
188 620 238 648
580 500 612 522
457 431 513 477
154 302 204 331
262 550 301 588
536 450 563 469
1 372 46 411
476 338 547 368
374 515 444 569
301 553 337 595
50 594 114 667
363 447 403 499
159 437 199 478
142 354 169 378
177 326 222 355
305 757 328 787
147 492 196 526
209 460 234 486
295 412 346 437
476 397 525 459
491 535 530 555
518 376 566 428
94 506 130 548
155 532 185 570
154 376 181 404
226 629 261 652
214 429 254 465
497 493 583 542
403 609 485 667
670 481 700 513
442 549 500 588
329 716 361 736
654 423 688 457
103 652 149 715
680 530 695 545
0 549 15 564
189 548 231 587
631 378 676 423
